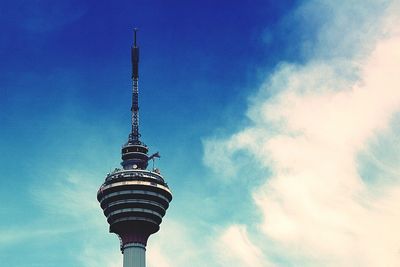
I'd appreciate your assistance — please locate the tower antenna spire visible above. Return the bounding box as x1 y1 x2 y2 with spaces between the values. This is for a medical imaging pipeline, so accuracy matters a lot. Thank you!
134 27 137 47
97 29 173 267
130 28 140 144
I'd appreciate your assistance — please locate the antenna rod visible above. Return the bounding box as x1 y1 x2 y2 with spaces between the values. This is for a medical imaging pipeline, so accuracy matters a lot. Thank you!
130 28 140 143
134 28 137 47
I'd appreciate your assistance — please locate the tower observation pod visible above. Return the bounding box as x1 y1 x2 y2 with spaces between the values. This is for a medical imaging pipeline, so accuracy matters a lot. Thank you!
97 29 173 267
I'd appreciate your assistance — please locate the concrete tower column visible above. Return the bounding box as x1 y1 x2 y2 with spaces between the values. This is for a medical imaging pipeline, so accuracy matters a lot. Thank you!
123 243 146 267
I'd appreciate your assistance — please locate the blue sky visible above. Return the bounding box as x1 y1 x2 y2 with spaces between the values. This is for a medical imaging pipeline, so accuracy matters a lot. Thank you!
1 1 400 266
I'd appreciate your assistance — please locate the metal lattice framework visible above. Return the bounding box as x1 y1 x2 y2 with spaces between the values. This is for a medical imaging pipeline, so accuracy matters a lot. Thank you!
131 77 140 143
130 28 140 144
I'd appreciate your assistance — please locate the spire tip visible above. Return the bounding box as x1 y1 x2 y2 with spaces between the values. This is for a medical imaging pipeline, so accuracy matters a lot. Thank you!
133 28 138 47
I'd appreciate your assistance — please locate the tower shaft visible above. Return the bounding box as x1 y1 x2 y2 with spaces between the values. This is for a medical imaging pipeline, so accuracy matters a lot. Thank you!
123 243 146 267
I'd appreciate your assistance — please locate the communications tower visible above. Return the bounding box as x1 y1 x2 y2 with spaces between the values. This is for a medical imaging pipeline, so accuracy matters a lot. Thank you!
97 30 173 267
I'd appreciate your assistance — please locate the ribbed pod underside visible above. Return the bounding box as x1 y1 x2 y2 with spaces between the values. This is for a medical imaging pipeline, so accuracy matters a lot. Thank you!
97 170 172 246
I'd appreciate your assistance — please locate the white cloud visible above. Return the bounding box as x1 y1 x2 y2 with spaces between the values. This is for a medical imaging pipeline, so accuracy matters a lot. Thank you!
147 219 205 267
204 1 400 266
216 225 271 267
78 241 122 267
31 170 102 226
0 227 73 247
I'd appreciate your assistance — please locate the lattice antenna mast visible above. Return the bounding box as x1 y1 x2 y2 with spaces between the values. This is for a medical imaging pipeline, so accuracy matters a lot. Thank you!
129 28 140 144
